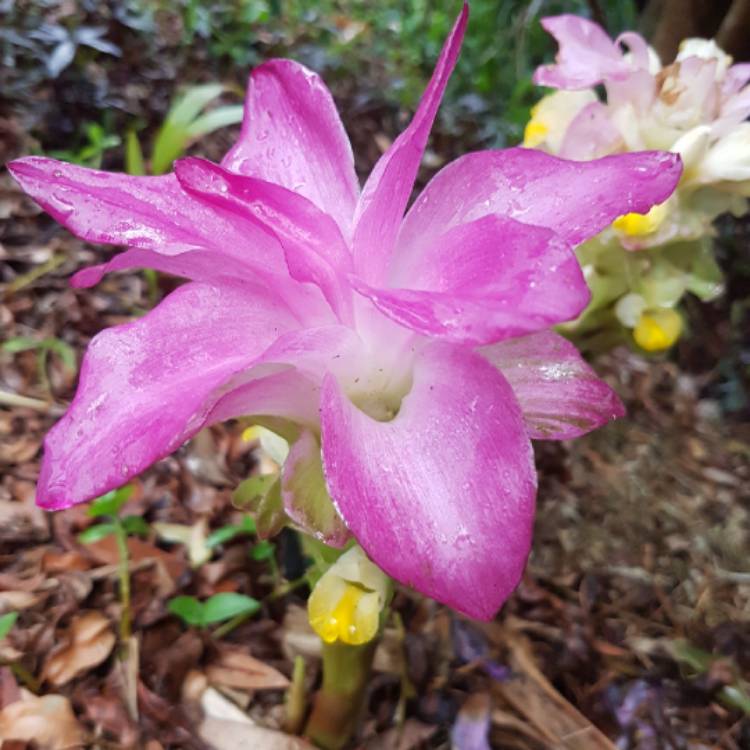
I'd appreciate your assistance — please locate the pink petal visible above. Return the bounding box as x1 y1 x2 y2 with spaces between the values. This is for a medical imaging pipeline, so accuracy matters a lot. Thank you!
533 15 631 90
320 342 536 620
7 157 278 267
174 157 352 322
357 216 589 345
723 64 750 97
351 4 468 284
221 59 359 237
207 367 323 429
614 31 652 72
397 148 682 252
481 330 625 440
69 247 332 326
558 101 623 159
38 282 298 510
206 324 365 429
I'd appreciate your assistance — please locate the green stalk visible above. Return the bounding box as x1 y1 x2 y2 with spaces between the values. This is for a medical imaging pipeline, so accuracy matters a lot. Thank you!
114 523 132 646
305 639 377 750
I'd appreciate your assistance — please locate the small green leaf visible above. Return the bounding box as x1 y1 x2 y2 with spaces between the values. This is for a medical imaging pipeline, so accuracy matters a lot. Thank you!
121 515 150 537
202 592 260 625
0 612 18 640
125 130 146 176
78 522 117 544
2 337 40 354
187 104 244 138
151 83 229 175
205 515 257 548
42 338 76 372
721 685 750 715
168 596 206 627
150 124 187 175
167 83 226 127
88 485 134 518
232 474 277 506
250 540 275 561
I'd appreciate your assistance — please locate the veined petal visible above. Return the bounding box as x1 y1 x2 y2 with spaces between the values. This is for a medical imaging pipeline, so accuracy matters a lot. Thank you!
481 331 625 440
175 157 352 322
397 148 682 253
221 59 359 237
38 282 298 510
359 216 589 345
320 342 536 620
351 4 468 284
6 157 280 270
533 15 632 89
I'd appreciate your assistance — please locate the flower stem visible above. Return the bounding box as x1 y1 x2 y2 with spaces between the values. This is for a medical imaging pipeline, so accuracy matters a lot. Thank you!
114 524 132 646
305 638 377 750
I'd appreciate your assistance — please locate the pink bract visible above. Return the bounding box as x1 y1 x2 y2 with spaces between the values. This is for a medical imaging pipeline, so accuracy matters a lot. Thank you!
8 4 682 620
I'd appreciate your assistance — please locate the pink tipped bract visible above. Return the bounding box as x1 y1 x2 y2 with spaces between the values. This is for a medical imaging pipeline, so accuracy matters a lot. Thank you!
8 4 681 620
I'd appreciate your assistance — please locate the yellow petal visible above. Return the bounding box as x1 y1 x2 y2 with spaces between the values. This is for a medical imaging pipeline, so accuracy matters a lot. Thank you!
308 547 388 646
633 309 683 351
523 120 549 147
308 578 380 645
612 202 668 237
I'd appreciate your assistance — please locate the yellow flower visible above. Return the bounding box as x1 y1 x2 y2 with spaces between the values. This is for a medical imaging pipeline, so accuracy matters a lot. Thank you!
633 308 683 351
308 546 388 646
523 120 549 148
613 202 668 237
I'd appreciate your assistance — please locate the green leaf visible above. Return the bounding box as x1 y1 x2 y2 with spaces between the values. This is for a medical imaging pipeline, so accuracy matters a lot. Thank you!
42 338 76 372
150 124 188 175
250 540 275 561
168 596 206 627
721 685 750 715
205 515 257 548
87 485 134 518
187 104 244 138
151 83 228 174
202 592 260 625
78 522 117 544
0 612 18 640
168 593 260 628
233 474 277 506
121 515 150 537
2 337 41 353
125 130 146 176
167 83 226 127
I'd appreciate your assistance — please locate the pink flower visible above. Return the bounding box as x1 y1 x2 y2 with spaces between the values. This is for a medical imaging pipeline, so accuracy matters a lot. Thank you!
8 5 681 620
533 15 750 157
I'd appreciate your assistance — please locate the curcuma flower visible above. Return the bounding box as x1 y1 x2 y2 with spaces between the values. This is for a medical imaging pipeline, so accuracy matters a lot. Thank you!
526 15 750 349
8 5 681 620
308 545 389 646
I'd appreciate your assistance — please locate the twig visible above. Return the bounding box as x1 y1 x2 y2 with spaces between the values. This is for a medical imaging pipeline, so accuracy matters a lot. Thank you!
0 389 63 414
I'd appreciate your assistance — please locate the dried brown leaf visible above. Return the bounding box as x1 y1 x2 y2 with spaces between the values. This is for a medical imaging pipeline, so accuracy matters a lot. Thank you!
0 692 85 749
42 611 116 687
207 648 289 692
199 687 312 750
